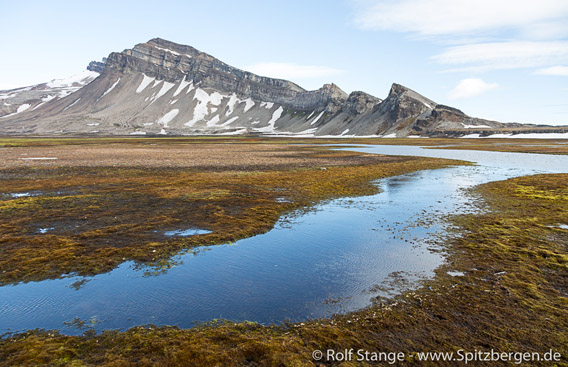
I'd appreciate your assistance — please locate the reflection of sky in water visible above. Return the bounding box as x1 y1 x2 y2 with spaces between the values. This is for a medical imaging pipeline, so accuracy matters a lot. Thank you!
1 145 567 336
342 144 568 173
164 228 211 236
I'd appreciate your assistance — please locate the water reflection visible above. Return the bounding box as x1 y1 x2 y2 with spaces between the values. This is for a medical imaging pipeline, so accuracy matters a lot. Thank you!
1 145 567 335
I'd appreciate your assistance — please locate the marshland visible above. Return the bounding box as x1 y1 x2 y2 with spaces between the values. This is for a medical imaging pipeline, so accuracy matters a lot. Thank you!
0 137 567 366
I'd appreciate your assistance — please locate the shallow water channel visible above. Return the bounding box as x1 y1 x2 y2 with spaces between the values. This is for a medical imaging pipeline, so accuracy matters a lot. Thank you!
1 145 568 335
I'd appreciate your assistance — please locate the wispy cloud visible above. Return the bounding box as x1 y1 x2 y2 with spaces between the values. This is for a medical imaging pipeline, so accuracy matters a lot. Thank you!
245 62 343 80
433 41 568 72
535 65 568 76
353 0 568 74
448 78 499 100
354 0 568 37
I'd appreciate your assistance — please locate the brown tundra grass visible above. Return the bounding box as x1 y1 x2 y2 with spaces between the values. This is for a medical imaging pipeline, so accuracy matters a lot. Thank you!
1 138 566 366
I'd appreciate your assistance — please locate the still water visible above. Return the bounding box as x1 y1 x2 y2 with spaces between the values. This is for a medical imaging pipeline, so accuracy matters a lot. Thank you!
1 145 567 335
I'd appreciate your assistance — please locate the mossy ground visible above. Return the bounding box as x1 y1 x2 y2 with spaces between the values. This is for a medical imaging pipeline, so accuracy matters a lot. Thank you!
0 140 456 285
2 172 566 366
1 139 566 366
1 135 567 155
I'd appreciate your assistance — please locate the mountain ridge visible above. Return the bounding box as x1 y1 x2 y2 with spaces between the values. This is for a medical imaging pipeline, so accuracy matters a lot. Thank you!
1 38 566 137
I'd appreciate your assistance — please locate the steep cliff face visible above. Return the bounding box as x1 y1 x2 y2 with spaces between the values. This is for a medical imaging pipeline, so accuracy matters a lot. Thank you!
104 38 346 113
365 83 435 135
375 84 435 120
2 37 561 137
87 60 106 74
343 91 382 115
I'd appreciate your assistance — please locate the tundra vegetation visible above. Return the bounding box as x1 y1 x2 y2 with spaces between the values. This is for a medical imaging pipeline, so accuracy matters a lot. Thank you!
0 137 457 285
2 136 568 154
0 137 566 366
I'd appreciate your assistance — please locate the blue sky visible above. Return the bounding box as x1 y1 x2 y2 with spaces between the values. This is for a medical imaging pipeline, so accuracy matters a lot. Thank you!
2 0 568 125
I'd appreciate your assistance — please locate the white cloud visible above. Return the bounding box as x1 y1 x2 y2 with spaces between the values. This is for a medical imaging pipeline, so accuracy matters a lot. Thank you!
433 41 568 72
448 78 499 100
353 1 568 75
535 65 568 76
520 21 568 40
354 0 568 37
245 62 343 80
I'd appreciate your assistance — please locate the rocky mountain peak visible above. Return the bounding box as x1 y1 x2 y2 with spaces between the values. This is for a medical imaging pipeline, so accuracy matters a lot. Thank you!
320 83 346 95
387 83 435 107
343 91 381 115
1 37 538 138
145 37 202 58
313 83 348 113
388 83 411 97
104 38 355 112
87 59 106 73
356 82 438 136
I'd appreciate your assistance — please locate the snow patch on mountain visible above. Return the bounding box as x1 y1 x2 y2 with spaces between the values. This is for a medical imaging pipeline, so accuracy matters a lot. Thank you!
136 74 155 93
47 70 99 88
310 111 324 125
0 103 30 118
155 46 180 56
218 116 240 127
243 98 255 112
463 124 491 129
155 46 192 59
173 79 192 97
257 106 283 132
149 82 175 104
185 88 223 127
461 133 568 139
63 98 81 111
206 115 221 127
101 78 121 99
157 109 179 127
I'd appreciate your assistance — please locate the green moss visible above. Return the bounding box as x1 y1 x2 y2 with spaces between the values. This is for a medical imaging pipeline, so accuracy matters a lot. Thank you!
0 143 458 285
2 136 567 366
2 173 566 366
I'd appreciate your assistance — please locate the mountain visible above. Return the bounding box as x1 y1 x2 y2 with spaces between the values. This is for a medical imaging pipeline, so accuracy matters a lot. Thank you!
0 38 565 137
0 71 99 121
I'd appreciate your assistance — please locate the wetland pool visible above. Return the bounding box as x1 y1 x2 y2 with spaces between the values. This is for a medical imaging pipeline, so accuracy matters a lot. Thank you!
1 145 568 335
